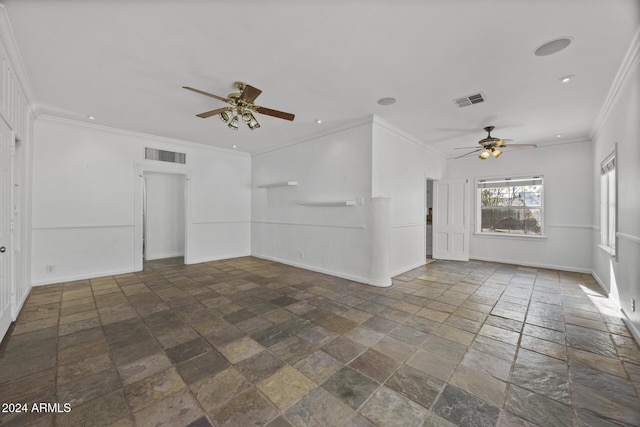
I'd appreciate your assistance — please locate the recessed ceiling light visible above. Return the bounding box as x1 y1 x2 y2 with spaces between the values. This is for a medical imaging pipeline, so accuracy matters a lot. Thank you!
559 75 574 83
534 37 572 56
315 119 322 124
232 144 237 148
556 134 563 138
377 97 396 106
88 116 95 120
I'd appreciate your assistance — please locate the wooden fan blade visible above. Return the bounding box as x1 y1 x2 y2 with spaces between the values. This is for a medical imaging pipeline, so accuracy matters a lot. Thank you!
501 144 537 149
495 138 513 146
183 86 228 103
454 146 483 149
240 84 262 103
254 106 295 121
452 148 483 159
196 107 231 118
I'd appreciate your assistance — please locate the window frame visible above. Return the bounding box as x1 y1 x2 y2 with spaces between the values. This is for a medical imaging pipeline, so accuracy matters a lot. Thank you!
475 175 545 238
599 147 617 258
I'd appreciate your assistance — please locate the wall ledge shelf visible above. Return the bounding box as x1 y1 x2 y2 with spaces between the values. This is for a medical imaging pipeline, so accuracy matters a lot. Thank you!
298 200 357 207
257 181 298 188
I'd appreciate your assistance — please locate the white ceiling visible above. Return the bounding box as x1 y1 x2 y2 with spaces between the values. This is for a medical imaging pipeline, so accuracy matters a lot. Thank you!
2 0 639 157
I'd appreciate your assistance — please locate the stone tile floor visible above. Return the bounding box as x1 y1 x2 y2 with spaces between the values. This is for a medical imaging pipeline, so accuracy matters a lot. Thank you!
1 257 639 427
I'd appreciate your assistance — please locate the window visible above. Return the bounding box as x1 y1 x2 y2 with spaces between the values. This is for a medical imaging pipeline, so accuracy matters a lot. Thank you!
477 176 543 236
600 149 616 255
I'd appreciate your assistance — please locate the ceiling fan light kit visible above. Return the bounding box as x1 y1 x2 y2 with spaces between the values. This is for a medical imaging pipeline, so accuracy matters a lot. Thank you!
455 126 537 160
228 115 239 130
183 81 294 131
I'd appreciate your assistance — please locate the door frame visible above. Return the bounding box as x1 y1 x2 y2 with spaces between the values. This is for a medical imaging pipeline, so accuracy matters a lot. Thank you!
134 161 191 271
424 176 437 260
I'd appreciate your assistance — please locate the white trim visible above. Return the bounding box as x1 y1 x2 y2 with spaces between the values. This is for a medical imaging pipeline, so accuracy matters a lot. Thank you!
390 260 428 278
392 223 424 229
591 269 610 295
298 200 357 207
252 220 366 230
185 252 252 265
32 267 135 286
545 224 593 230
598 244 616 256
591 27 640 140
32 223 134 230
621 309 640 346
470 255 591 274
372 115 447 159
252 253 390 287
474 174 545 237
252 116 374 157
194 220 250 225
252 113 449 159
38 115 250 157
256 181 298 188
11 288 29 321
588 272 637 346
134 164 192 272
618 232 640 245
144 251 185 261
473 232 547 241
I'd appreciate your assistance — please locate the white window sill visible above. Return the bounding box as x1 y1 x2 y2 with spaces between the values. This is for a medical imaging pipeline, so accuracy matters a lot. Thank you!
473 232 548 241
598 244 616 256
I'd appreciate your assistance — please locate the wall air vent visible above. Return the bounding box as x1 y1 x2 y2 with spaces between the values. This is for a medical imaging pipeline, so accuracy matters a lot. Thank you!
453 93 486 108
145 148 186 164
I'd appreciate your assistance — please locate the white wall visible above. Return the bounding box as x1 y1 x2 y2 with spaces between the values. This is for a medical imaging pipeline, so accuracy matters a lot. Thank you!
32 117 251 285
445 140 594 272
371 117 446 275
144 172 185 260
251 116 447 286
251 119 375 284
591 33 640 339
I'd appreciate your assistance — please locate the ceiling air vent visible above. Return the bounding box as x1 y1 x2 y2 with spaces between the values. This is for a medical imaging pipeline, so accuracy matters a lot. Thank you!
453 92 486 108
145 148 186 164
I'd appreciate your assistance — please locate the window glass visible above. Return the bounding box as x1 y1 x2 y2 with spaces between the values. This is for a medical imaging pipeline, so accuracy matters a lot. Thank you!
478 177 543 235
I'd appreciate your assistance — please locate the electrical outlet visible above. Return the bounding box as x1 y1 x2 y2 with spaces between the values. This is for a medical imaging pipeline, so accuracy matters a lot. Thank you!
45 265 55 273
632 298 636 312
298 251 304 259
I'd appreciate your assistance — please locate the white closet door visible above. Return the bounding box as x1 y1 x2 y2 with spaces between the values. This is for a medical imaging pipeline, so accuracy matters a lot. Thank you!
0 118 14 341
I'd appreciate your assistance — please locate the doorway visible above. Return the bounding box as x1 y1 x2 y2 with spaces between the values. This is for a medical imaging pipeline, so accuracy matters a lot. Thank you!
142 172 186 266
426 179 434 259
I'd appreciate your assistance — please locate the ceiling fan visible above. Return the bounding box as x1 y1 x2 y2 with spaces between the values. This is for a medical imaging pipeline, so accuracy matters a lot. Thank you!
453 126 537 159
183 81 295 130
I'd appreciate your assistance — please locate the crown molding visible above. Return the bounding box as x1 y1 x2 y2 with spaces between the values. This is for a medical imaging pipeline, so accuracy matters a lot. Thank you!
590 27 640 141
252 115 374 157
372 115 447 159
37 114 251 157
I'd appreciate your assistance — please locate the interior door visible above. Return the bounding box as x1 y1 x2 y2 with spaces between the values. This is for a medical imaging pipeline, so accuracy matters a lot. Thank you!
0 118 14 340
432 180 470 261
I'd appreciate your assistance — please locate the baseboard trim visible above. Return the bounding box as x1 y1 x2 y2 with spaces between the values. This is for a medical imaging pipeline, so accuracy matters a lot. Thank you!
621 308 640 346
469 256 592 274
145 252 186 261
391 260 429 278
11 287 30 321
251 253 390 287
591 270 610 295
32 267 136 286
186 252 252 265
